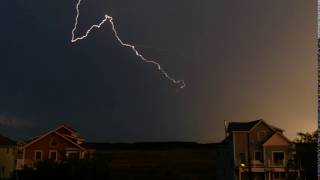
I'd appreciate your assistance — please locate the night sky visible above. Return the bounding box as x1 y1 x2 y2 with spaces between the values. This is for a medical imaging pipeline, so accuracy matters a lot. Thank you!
0 0 317 142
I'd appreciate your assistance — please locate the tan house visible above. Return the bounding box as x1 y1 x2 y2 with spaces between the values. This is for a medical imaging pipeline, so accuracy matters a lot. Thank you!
0 134 16 178
16 125 87 169
222 119 297 180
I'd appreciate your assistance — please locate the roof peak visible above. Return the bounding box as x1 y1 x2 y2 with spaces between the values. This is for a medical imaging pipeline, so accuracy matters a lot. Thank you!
227 119 264 132
55 124 78 133
228 119 263 124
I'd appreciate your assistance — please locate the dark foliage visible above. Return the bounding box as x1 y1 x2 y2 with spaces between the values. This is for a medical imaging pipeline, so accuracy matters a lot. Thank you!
10 153 110 180
294 143 317 180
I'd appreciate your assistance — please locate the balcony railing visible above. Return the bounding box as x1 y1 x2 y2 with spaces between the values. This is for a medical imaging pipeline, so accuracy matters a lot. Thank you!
249 160 286 168
251 160 264 167
264 160 285 167
237 160 287 169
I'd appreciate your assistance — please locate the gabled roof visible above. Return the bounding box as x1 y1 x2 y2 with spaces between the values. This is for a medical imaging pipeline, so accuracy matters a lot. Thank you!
263 131 291 146
23 131 86 151
227 119 261 132
23 125 86 151
227 119 283 134
0 134 15 146
54 125 78 134
25 125 78 143
269 125 284 132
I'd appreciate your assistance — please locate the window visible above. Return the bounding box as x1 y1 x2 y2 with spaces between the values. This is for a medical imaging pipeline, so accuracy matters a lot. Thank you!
272 152 284 165
239 153 246 163
6 147 10 154
49 150 58 161
50 138 58 147
254 151 262 161
34 151 43 161
274 172 280 178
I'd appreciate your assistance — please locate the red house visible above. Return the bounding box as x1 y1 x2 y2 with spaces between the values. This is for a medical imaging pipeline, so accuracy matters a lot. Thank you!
17 125 87 168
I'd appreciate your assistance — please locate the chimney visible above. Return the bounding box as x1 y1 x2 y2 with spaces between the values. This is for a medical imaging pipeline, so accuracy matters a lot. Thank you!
224 120 228 138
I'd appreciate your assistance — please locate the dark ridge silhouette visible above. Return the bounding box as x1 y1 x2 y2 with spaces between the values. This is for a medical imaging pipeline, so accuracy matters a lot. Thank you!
84 141 220 150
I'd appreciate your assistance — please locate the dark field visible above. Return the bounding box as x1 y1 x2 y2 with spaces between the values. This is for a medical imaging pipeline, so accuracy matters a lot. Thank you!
88 143 223 180
14 143 231 180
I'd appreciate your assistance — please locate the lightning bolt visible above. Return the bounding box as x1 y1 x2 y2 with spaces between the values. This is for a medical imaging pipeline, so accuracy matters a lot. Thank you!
71 0 185 88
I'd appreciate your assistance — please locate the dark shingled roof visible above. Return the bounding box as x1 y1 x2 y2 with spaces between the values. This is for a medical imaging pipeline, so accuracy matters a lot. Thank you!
227 119 261 133
0 134 15 146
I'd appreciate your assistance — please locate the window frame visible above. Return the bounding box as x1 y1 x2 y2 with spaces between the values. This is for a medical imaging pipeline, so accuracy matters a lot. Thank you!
272 151 285 165
34 150 43 161
49 150 58 161
239 152 246 163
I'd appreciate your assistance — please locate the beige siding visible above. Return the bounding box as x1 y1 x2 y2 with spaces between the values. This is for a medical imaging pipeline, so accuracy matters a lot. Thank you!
233 132 248 165
0 146 16 178
264 145 291 167
231 120 295 180
233 121 292 168
248 122 274 161
263 133 292 167
249 122 274 144
263 133 290 146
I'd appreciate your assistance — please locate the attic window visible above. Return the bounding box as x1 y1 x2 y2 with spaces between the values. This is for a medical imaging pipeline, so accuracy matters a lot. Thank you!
50 139 58 147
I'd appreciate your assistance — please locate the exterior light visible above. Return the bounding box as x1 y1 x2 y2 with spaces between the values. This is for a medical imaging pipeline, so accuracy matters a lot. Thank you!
240 163 246 167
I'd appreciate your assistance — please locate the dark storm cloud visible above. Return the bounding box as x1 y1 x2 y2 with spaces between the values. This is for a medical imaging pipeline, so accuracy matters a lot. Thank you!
0 0 316 142
0 115 32 128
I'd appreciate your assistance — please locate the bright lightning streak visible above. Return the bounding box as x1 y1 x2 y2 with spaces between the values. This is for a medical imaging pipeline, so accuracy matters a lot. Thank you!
71 0 185 88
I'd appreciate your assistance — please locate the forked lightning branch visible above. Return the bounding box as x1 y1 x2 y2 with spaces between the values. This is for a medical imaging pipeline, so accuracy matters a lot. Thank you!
71 0 185 88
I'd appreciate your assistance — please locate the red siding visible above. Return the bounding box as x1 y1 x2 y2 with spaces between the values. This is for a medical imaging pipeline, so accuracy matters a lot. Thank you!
24 132 81 165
